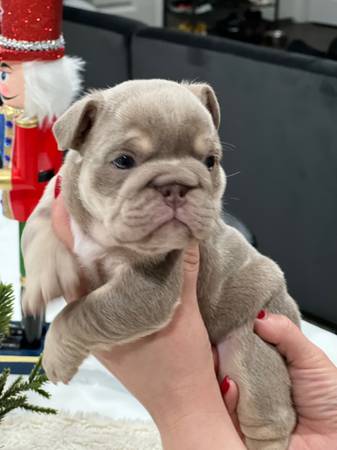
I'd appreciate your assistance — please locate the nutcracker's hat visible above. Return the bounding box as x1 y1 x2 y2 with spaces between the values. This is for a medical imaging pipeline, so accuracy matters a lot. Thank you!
0 0 65 61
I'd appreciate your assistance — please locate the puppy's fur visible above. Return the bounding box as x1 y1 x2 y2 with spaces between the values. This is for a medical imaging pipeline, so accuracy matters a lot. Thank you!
22 80 300 450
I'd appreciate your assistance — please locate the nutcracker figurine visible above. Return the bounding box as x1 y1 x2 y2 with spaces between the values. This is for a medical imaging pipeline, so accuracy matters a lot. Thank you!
0 0 83 345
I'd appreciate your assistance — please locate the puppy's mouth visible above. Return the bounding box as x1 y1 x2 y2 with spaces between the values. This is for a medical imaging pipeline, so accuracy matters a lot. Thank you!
158 215 189 229
113 183 213 247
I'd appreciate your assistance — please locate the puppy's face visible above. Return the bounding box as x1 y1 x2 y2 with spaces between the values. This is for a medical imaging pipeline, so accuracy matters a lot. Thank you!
54 80 226 255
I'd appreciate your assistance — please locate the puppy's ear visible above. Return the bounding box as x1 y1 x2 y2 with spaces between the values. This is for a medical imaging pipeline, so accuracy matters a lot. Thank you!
53 93 100 152
184 83 220 129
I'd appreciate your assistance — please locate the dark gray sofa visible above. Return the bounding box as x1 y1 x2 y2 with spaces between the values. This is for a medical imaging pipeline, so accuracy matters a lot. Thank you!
63 7 144 89
63 7 337 331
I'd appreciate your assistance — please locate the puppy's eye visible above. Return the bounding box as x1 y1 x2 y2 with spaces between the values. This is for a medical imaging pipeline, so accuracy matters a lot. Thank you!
112 154 135 170
204 156 216 170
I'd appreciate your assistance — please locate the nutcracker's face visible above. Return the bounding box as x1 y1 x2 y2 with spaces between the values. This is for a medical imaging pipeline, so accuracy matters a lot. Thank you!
0 61 25 109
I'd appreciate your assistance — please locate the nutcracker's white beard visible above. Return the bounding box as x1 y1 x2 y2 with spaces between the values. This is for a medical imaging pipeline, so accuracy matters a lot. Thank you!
23 56 84 125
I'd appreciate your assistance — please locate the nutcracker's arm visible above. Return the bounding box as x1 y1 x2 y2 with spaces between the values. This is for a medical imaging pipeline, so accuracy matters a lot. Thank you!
0 115 62 222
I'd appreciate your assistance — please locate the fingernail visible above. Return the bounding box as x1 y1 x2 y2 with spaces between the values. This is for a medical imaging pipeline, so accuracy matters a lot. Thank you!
220 376 230 395
257 309 267 320
54 175 62 198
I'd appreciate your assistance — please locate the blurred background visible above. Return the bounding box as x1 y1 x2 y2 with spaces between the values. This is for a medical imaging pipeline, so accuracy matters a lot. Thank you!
65 0 337 57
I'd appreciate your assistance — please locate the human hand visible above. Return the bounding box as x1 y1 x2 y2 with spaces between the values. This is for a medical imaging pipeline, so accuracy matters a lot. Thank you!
222 312 337 450
96 245 246 449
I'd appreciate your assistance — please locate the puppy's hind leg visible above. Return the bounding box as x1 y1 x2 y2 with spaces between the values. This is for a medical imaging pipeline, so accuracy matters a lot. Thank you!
217 325 295 450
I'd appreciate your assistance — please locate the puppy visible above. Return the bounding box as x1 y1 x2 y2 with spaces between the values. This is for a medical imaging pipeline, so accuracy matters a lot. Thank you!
22 79 300 450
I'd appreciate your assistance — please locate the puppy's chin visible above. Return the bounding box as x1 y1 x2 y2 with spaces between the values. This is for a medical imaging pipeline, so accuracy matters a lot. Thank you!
132 219 192 255
117 212 214 256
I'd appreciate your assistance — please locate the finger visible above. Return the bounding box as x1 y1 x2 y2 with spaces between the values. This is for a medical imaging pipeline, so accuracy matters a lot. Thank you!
222 377 239 415
221 377 244 440
51 194 74 251
212 346 219 373
254 312 325 368
182 242 199 273
181 243 200 300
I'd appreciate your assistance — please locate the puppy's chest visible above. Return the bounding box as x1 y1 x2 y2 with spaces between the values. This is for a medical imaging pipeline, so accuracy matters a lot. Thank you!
82 256 127 289
70 218 127 288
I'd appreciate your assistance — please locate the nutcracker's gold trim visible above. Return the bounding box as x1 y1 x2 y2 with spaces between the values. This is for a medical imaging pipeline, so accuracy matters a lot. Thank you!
1 191 14 219
16 115 38 128
0 105 23 117
20 276 26 286
0 168 12 190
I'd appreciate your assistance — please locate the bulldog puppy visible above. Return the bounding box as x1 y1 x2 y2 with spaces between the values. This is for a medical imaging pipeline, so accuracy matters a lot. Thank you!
22 79 300 450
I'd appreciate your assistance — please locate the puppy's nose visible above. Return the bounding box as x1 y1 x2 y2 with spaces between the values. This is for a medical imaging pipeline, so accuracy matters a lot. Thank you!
155 184 190 208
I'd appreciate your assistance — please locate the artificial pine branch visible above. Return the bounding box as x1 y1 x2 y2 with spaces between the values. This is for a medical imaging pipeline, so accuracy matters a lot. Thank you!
0 374 23 400
0 369 10 397
0 283 57 423
21 402 56 415
0 357 57 424
0 283 14 343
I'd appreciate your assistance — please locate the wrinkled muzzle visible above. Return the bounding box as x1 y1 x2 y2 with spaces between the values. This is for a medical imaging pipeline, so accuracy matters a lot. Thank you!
106 159 221 253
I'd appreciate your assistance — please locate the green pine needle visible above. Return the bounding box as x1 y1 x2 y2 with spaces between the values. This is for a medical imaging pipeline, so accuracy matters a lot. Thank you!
21 402 56 416
0 362 57 424
28 354 43 382
34 388 51 399
0 375 23 401
0 368 10 397
0 283 15 342
0 395 27 420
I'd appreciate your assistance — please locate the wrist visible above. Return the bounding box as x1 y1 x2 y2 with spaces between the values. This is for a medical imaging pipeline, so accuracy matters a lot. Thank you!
149 368 220 427
160 409 244 450
149 370 245 450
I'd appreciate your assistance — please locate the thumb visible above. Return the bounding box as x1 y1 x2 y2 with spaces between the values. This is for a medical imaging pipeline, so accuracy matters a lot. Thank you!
254 312 326 368
181 243 200 300
222 377 239 417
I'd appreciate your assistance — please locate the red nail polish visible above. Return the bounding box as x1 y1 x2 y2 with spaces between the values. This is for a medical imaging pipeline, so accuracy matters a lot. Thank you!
257 310 266 319
220 376 230 395
54 175 62 198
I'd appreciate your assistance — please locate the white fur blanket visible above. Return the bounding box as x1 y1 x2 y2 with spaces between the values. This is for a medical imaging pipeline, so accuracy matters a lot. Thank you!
1 412 161 450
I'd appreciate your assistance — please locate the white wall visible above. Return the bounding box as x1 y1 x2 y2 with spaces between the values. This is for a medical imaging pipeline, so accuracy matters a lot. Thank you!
264 0 337 24
308 0 337 25
70 0 164 26
262 0 308 21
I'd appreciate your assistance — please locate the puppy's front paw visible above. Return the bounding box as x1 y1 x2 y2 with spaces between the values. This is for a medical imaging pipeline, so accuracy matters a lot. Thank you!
42 348 78 384
22 284 45 317
42 327 85 384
